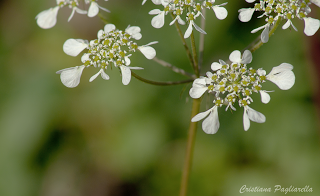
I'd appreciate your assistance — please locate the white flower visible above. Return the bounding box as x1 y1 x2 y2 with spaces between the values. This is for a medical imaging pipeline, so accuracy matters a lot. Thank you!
191 106 220 134
229 50 252 65
238 8 255 22
87 0 110 17
169 15 186 26
149 9 166 28
189 78 208 98
303 17 320 36
259 90 272 104
184 20 207 39
63 39 89 57
211 3 228 20
138 41 158 59
265 63 295 90
125 26 142 40
89 68 110 82
282 19 298 31
245 0 256 3
251 23 270 43
243 106 266 131
142 0 163 5
68 6 87 22
36 6 60 29
120 66 143 85
56 65 85 88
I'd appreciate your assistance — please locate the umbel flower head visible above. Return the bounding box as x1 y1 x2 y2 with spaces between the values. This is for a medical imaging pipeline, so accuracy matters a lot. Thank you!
147 0 228 38
238 0 320 43
56 24 158 87
36 0 110 29
189 50 295 134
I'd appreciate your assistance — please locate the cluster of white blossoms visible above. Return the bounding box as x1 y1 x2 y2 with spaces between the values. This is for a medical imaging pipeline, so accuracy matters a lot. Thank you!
36 0 110 29
189 50 295 134
239 0 320 43
146 0 228 38
56 24 158 88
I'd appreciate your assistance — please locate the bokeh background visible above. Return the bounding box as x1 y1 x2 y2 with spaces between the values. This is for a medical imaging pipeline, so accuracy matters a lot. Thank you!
0 0 320 196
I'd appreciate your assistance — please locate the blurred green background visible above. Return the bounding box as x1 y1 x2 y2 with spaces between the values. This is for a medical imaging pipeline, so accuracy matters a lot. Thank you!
0 0 319 196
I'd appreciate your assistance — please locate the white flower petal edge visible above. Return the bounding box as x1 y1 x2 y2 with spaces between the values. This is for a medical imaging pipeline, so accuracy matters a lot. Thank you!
36 6 59 29
56 65 85 88
259 90 271 104
63 39 89 56
243 106 266 131
212 6 228 20
125 26 142 40
68 7 87 22
303 17 320 36
138 42 158 59
192 106 220 134
211 62 222 71
189 78 208 98
150 10 165 28
238 8 255 22
311 0 320 7
229 50 242 64
266 63 295 90
246 0 256 3
88 2 110 17
120 66 143 85
184 21 206 39
89 68 110 82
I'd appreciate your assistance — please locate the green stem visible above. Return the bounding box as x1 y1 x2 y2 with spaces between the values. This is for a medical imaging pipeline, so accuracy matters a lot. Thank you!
190 31 199 77
199 8 206 70
171 13 195 70
131 71 193 86
179 98 201 196
153 57 197 79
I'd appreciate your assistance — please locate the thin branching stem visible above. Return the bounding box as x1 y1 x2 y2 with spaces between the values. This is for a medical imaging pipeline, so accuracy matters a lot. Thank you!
131 71 193 86
190 31 199 77
153 57 197 79
199 8 206 71
171 13 195 70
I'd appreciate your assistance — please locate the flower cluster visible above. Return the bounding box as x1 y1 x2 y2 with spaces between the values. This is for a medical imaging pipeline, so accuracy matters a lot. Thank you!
147 0 228 38
239 0 320 43
36 0 110 29
56 24 158 87
189 50 295 134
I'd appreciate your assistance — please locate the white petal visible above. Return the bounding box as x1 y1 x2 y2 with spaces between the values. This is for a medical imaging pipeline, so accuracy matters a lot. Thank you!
238 8 255 22
104 24 116 33
88 2 99 17
149 9 162 15
129 66 144 70
251 24 267 33
75 7 88 15
138 46 156 59
68 9 76 22
151 12 165 28
202 106 220 134
282 20 291 30
120 66 132 85
229 50 242 64
256 68 266 76
303 17 320 36
259 90 270 104
211 62 222 71
142 0 147 5
184 21 193 39
241 50 252 64
177 16 186 25
63 39 88 56
98 5 110 13
152 0 163 5
36 6 59 29
311 0 320 7
247 106 266 123
268 63 293 75
125 56 131 65
191 108 212 122
212 6 228 20
261 25 269 43
89 69 102 82
58 65 85 88
100 69 110 80
243 108 250 131
189 85 208 99
192 22 207 34
246 0 256 3
267 70 295 90
81 53 90 63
